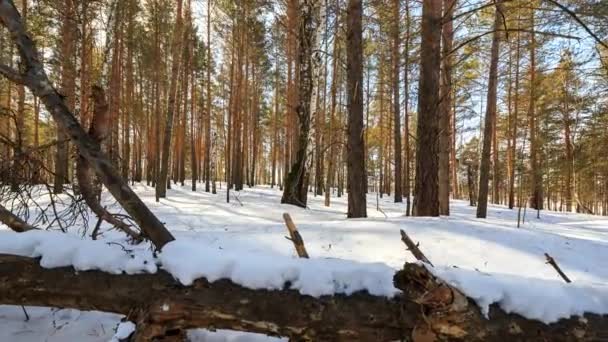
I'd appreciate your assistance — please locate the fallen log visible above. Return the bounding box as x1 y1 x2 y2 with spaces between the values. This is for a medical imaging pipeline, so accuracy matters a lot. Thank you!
1 254 607 341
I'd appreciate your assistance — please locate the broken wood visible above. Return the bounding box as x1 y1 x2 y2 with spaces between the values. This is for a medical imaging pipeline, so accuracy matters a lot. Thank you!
545 252 572 283
400 229 434 267
1 254 607 341
283 213 309 258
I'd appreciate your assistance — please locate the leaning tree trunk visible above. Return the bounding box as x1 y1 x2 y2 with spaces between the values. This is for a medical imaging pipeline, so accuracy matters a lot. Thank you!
281 0 319 208
0 0 175 250
413 0 442 217
477 0 503 219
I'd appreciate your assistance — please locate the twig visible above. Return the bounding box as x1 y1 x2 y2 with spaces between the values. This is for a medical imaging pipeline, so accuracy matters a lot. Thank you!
400 230 434 267
544 253 572 283
21 305 29 321
282 213 309 258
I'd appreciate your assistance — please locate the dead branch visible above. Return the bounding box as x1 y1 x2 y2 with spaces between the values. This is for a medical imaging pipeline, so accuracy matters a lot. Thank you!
545 253 572 283
400 229 434 267
282 213 309 258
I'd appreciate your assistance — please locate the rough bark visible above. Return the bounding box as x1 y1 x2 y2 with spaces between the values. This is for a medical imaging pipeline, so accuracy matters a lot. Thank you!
413 0 442 217
345 0 367 218
439 0 455 215
0 0 175 250
281 0 319 208
477 0 503 219
2 255 607 341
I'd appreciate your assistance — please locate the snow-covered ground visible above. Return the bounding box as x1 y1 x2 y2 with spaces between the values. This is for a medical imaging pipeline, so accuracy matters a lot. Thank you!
2 183 608 341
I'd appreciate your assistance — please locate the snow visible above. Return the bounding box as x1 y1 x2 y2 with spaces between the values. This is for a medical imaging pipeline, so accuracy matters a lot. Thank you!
160 239 397 297
2 182 608 340
110 321 136 342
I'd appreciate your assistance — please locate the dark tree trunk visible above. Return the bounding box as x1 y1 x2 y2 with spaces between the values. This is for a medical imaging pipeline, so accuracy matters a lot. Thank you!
413 0 442 217
439 0 455 215
346 0 366 218
54 0 75 194
392 0 402 203
282 0 319 208
156 0 184 199
477 0 503 219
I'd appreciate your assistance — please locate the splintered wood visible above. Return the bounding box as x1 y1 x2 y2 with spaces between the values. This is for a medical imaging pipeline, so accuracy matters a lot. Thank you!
283 213 309 258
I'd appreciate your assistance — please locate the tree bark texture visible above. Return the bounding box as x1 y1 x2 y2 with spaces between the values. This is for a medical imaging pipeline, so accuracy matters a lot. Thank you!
413 0 442 217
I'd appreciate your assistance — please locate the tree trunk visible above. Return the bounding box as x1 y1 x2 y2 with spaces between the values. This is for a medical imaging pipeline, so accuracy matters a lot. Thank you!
404 0 411 216
324 0 339 207
439 0 455 215
529 6 543 211
392 0 402 203
508 16 521 210
413 0 442 217
476 0 503 219
282 0 319 208
157 0 184 199
346 0 366 218
54 0 75 194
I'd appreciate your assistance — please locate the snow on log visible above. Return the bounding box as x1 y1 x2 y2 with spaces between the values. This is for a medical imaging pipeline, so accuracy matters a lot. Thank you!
1 254 608 341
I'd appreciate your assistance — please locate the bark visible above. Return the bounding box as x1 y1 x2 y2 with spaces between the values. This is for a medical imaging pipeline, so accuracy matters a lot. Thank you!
392 0 402 203
477 0 503 219
324 1 339 208
346 0 366 218
404 0 411 216
157 0 184 199
204 0 212 193
529 7 543 211
508 20 521 210
54 0 75 194
413 0 442 216
281 0 319 208
0 0 175 250
2 255 606 341
439 0 455 215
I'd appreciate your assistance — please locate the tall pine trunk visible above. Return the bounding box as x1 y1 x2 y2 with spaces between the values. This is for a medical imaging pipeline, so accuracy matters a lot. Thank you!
476 0 503 219
413 0 442 217
346 0 366 218
156 0 184 199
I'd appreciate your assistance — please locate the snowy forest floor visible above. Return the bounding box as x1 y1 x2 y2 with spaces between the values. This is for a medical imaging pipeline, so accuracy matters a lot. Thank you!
1 183 608 341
